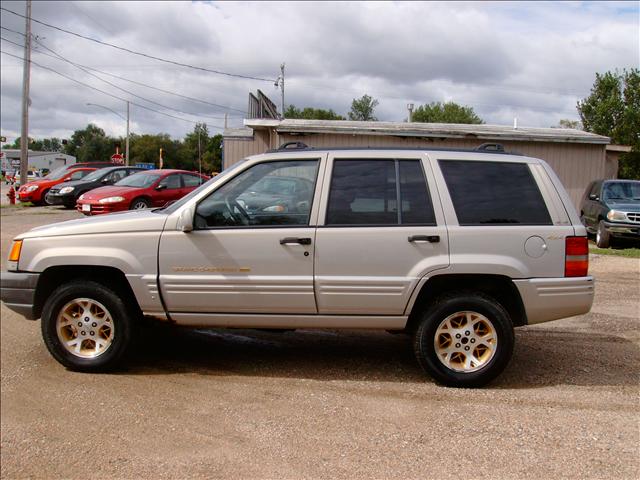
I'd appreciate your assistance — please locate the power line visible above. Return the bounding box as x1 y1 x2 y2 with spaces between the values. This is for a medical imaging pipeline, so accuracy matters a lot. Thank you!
0 6 276 83
0 49 225 129
1 27 245 114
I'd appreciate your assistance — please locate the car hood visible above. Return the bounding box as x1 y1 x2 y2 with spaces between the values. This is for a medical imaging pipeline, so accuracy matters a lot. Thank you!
607 201 640 212
18 209 168 239
51 179 94 190
79 185 140 200
19 179 53 189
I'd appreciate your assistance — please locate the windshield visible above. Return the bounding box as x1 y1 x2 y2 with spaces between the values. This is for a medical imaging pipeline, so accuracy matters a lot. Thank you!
603 182 640 201
44 166 70 180
160 161 246 214
79 169 109 182
115 172 161 188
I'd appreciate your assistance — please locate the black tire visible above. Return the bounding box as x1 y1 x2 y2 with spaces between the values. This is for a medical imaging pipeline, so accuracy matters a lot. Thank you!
130 197 151 210
596 220 610 248
413 292 514 388
40 280 135 372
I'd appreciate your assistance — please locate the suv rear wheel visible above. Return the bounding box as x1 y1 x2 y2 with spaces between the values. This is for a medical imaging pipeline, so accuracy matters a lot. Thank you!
41 281 134 372
413 292 514 387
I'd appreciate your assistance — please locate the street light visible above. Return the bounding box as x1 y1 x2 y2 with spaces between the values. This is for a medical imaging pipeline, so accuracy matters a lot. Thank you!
86 101 130 165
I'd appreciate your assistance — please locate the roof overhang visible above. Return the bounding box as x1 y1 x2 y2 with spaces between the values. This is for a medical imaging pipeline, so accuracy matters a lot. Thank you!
242 119 610 145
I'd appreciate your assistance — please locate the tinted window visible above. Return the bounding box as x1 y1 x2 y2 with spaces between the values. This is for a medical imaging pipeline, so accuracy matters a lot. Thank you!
115 173 161 188
399 160 435 225
326 159 435 226
159 174 181 189
182 174 204 187
194 160 318 228
439 160 551 225
69 170 90 180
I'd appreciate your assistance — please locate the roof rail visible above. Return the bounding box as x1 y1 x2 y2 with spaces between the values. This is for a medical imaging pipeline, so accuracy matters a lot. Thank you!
476 143 505 152
279 141 309 150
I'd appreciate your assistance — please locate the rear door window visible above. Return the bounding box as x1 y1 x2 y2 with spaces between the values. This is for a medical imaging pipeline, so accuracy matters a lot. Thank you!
326 159 436 226
439 160 552 225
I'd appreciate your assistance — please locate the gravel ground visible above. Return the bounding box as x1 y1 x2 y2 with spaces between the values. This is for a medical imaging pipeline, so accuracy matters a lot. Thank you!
1 206 639 479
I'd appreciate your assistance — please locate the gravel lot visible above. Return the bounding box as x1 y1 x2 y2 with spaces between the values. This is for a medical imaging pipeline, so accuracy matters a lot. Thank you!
1 205 639 479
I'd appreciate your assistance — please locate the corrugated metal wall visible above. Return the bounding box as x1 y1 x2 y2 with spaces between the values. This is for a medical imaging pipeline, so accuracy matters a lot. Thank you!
224 131 606 209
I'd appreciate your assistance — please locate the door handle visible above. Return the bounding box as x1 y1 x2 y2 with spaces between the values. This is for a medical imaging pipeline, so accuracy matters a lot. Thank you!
280 237 312 245
408 235 440 243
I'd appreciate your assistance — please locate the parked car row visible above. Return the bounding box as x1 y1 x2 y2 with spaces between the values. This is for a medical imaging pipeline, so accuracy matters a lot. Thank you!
14 162 208 214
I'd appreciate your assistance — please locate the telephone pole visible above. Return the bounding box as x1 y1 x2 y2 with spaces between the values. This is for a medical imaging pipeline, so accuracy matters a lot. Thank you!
19 0 32 186
275 63 285 119
125 101 130 165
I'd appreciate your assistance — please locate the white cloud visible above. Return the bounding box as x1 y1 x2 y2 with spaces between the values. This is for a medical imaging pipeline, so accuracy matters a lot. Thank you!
0 0 638 144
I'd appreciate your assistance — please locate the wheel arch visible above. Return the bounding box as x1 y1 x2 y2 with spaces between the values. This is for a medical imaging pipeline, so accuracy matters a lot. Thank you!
33 265 142 320
406 274 527 332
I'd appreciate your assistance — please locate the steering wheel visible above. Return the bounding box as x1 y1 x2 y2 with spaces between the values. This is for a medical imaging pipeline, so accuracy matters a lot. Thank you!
225 197 250 225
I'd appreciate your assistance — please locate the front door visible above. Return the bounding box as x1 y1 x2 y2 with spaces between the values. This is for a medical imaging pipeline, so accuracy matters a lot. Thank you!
313 153 450 315
158 156 323 314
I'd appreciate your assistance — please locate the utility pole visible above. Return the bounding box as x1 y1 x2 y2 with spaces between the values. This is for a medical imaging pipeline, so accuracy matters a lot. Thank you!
275 63 285 119
407 103 414 123
198 126 202 176
224 113 228 129
280 63 285 120
19 0 32 186
125 101 130 165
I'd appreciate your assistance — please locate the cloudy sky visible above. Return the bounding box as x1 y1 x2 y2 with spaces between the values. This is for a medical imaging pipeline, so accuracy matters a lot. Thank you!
0 1 638 143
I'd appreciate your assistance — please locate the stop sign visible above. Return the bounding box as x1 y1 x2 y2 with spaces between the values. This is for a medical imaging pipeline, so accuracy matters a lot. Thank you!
111 153 124 164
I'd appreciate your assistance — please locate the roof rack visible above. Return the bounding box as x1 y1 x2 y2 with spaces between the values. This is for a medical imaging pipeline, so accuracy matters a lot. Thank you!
476 143 505 152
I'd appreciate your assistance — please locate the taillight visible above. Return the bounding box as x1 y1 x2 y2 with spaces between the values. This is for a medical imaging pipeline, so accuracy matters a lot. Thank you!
565 236 588 277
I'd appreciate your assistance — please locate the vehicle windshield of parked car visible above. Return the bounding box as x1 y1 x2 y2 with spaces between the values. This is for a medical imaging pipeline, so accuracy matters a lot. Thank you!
44 166 70 180
603 182 640 201
115 173 161 188
80 169 110 182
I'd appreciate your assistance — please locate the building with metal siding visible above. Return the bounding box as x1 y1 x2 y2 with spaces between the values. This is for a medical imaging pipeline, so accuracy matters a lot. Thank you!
223 119 618 209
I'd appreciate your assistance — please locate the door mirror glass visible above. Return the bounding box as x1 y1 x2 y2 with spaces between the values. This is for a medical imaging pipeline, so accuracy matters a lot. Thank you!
589 193 598 200
156 184 167 191
178 204 195 232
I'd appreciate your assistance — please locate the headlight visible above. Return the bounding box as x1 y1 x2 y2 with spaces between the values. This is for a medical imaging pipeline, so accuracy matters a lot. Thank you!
98 196 125 204
606 210 627 222
25 185 39 192
59 186 75 194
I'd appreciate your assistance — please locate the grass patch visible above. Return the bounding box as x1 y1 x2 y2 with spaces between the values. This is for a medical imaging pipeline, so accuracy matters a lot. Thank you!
589 243 640 258
0 202 33 209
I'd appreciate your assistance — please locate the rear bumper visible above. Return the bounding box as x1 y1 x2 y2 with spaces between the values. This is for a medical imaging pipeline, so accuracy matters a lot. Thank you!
0 271 40 320
514 276 594 325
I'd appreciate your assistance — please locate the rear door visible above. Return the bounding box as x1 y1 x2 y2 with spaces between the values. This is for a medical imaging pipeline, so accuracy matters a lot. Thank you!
314 152 449 315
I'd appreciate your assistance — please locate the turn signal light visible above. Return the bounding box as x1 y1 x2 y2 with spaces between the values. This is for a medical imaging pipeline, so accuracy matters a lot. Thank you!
565 236 588 277
9 240 23 262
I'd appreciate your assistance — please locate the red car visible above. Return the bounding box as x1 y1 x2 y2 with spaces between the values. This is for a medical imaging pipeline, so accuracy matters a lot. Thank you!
76 169 208 215
16 162 116 205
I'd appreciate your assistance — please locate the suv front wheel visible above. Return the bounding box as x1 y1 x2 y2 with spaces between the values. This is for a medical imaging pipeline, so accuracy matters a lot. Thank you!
413 292 514 388
41 280 134 372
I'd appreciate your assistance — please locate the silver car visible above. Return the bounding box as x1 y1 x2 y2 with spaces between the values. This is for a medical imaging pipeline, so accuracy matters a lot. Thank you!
0 145 594 387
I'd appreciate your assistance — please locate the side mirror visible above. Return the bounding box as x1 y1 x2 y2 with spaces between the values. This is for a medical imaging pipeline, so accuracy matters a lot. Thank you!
63 176 71 182
156 184 167 191
102 177 111 184
177 204 195 233
588 193 599 201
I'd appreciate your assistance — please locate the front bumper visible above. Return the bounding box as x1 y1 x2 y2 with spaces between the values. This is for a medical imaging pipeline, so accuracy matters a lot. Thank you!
603 221 640 238
0 271 40 320
514 276 594 325
45 192 75 206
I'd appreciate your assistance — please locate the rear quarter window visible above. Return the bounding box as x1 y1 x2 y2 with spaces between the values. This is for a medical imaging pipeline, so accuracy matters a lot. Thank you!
439 160 552 225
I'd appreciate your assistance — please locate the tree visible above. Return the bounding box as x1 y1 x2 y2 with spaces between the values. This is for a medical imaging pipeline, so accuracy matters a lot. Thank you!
578 69 640 179
63 124 115 163
555 119 582 130
411 102 483 124
284 105 345 120
348 94 378 121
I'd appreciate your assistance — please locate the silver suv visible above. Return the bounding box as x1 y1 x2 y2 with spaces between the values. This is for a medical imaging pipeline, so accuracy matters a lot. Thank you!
0 145 594 387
